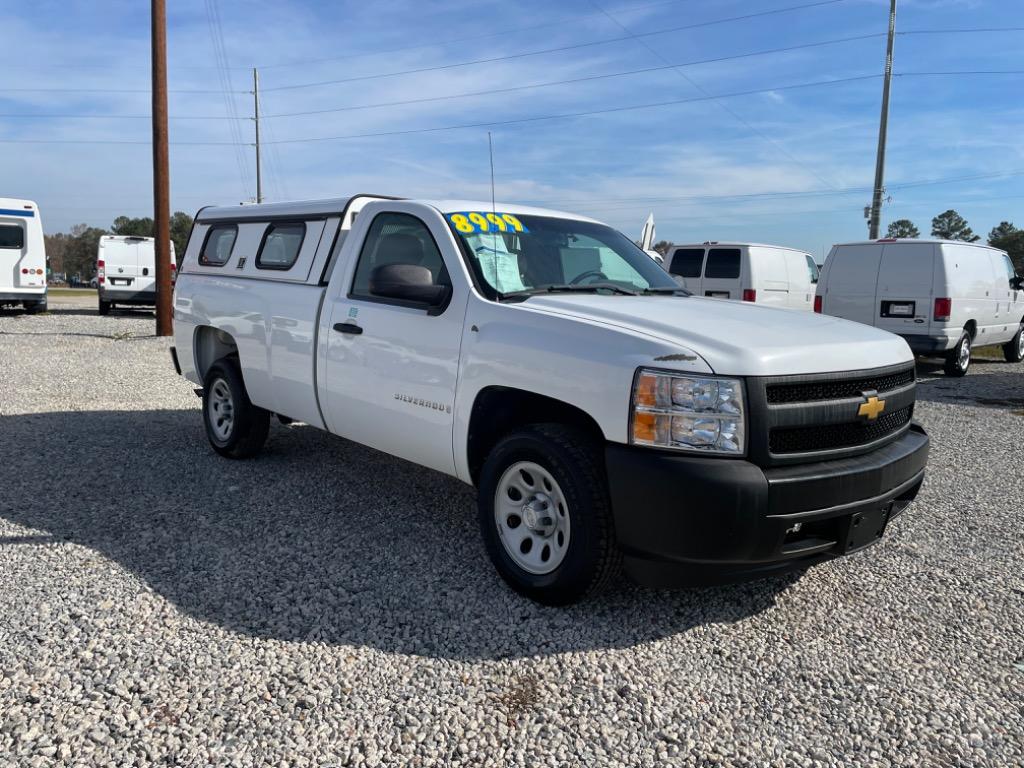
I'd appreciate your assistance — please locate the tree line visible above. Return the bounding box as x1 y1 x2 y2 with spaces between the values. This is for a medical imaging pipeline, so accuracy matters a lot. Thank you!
886 209 1024 273
44 213 193 282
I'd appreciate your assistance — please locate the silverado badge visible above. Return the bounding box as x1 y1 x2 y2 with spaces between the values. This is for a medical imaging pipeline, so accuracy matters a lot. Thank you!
857 392 886 421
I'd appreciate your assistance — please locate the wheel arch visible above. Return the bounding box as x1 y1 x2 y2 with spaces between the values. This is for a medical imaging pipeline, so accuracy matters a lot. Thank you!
193 325 240 382
466 386 606 486
963 319 978 339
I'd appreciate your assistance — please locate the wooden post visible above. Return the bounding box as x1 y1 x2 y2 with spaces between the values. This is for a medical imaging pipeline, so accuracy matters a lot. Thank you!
152 0 173 336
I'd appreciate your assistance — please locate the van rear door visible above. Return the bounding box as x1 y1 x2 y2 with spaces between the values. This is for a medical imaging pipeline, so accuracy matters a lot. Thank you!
820 244 884 326
0 216 27 291
876 242 936 335
133 238 157 294
701 247 742 300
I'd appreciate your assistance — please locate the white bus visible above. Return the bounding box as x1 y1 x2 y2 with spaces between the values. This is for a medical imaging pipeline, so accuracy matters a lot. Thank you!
0 198 47 313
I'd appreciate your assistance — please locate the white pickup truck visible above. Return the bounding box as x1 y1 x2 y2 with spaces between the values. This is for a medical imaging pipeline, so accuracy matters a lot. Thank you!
171 195 930 605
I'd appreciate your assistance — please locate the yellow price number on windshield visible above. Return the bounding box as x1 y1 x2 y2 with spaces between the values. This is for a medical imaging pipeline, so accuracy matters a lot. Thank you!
447 212 529 234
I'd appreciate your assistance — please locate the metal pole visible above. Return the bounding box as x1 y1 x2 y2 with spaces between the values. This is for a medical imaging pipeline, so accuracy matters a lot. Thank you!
151 0 172 336
869 0 897 240
254 67 263 204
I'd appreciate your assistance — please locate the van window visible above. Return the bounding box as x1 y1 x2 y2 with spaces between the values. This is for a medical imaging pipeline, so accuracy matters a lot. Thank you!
1001 254 1017 284
705 248 741 279
256 222 306 270
0 224 25 249
669 248 704 278
351 212 450 300
805 254 819 284
200 225 237 266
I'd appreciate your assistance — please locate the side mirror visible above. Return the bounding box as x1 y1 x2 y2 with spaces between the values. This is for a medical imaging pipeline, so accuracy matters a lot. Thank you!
370 263 451 311
1011 275 1023 290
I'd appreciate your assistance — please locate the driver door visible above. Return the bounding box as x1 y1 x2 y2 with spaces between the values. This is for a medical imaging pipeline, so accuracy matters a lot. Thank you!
319 207 467 475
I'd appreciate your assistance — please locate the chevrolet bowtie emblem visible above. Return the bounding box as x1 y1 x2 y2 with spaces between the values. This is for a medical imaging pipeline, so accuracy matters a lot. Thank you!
858 393 886 421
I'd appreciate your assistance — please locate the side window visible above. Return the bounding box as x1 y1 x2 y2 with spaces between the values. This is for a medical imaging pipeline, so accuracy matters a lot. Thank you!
351 212 450 299
0 223 25 250
199 225 237 266
669 248 704 278
1002 254 1017 284
805 254 819 284
256 222 305 270
705 248 741 279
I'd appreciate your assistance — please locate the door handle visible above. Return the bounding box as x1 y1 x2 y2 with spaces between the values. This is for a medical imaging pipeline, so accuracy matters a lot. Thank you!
333 322 363 335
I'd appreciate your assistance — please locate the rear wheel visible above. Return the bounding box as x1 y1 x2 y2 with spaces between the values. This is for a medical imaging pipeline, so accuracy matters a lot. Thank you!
98 299 111 316
1003 323 1024 363
202 359 270 459
22 299 45 314
477 424 620 605
944 331 972 377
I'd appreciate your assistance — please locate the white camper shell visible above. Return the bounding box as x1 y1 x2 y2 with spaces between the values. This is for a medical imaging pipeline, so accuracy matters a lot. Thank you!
97 235 177 315
0 197 47 313
665 242 818 310
816 239 1024 376
169 195 930 605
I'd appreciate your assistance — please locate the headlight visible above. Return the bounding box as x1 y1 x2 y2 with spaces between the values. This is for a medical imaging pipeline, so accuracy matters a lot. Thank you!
630 369 746 455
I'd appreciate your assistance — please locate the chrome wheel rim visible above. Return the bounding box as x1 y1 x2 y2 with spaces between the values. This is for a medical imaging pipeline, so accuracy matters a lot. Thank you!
959 336 971 369
494 461 571 575
1018 327 1024 357
208 378 234 441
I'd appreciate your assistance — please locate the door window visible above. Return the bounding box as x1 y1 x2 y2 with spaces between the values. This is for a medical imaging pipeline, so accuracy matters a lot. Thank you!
669 248 704 278
256 222 306 270
0 224 25 249
805 254 819 284
1001 254 1017 285
704 248 741 279
351 212 450 300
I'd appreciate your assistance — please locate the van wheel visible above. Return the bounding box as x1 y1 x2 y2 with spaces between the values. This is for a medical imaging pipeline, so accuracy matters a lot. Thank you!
944 332 972 377
23 300 45 314
1003 324 1024 363
477 424 620 605
98 299 111 316
202 359 270 459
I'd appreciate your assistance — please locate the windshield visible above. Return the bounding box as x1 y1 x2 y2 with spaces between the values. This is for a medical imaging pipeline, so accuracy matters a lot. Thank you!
445 212 681 299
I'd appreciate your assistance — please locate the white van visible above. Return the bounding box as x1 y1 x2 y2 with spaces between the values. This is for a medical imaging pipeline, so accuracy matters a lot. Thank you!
665 242 818 310
97 235 176 315
0 197 47 313
816 239 1024 376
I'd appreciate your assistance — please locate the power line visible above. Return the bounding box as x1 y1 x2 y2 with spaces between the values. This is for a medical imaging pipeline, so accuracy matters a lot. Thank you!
205 0 252 200
263 0 851 92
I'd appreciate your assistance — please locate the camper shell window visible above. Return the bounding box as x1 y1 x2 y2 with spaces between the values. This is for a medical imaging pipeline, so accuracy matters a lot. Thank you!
256 222 306 270
0 224 25 250
200 225 238 266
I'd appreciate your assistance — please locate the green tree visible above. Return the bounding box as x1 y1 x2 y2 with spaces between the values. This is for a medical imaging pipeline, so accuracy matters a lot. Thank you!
169 211 194 264
931 209 980 242
64 224 109 280
110 215 154 237
885 219 920 239
109 212 192 264
652 240 674 256
988 221 1024 274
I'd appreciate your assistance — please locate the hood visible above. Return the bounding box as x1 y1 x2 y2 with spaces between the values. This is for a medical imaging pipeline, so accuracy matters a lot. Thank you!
516 295 913 376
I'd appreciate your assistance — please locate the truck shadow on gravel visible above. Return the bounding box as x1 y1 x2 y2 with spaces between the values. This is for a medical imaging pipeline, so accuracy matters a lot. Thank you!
915 363 1024 411
0 409 798 660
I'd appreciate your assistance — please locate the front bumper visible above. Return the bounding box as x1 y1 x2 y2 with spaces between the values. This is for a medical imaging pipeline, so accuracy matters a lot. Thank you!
606 424 929 586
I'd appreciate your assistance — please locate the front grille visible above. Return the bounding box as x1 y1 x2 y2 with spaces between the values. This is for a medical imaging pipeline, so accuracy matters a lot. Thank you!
769 405 913 454
766 368 915 404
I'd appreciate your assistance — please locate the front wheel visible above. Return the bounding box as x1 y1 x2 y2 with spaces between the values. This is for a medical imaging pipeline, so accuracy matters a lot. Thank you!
202 359 270 459
944 331 971 377
1003 324 1024 363
477 424 620 605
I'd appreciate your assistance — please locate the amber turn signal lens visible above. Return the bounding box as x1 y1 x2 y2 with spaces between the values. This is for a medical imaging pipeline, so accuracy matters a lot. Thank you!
634 373 657 408
632 411 658 442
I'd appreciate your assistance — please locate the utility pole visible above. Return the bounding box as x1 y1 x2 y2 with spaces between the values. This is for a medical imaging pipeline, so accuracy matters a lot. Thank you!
868 0 897 240
253 67 263 204
151 0 173 336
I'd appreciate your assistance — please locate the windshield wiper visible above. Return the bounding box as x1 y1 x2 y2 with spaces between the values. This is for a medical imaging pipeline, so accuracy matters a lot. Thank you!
642 286 691 296
498 283 639 301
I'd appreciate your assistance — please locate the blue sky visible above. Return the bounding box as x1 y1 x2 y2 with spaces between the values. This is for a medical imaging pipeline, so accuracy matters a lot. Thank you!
1 0 1021 257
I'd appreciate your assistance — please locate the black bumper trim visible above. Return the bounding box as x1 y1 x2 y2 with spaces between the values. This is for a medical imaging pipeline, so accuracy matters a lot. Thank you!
170 346 181 376
899 334 952 354
606 424 929 587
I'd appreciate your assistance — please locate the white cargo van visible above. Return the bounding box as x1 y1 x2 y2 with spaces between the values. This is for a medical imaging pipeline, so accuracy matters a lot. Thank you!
97 235 176 315
665 242 818 309
171 195 930 605
816 239 1024 376
0 197 47 313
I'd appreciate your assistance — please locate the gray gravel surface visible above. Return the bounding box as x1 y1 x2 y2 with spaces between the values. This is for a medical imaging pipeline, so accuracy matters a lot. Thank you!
1 295 1022 767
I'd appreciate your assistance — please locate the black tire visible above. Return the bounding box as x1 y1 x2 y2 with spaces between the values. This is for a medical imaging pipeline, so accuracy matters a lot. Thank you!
1003 324 1024 363
202 359 270 459
98 299 111 316
943 331 972 377
22 299 45 314
478 424 620 605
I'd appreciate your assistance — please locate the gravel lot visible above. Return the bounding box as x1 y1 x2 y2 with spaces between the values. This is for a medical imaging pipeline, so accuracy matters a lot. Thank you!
1 294 1022 767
